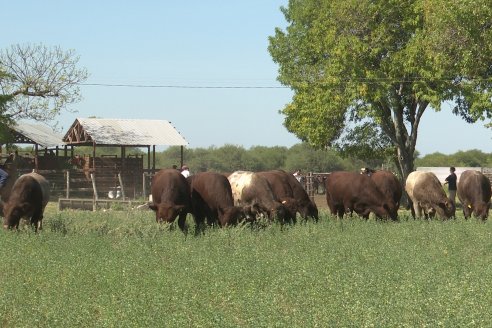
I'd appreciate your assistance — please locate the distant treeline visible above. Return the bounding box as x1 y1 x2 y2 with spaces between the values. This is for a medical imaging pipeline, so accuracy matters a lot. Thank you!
156 145 492 174
13 144 492 174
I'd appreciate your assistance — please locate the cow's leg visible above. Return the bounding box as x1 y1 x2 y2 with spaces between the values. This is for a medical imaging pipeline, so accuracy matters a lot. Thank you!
30 208 43 232
177 212 188 234
408 199 416 219
413 202 422 219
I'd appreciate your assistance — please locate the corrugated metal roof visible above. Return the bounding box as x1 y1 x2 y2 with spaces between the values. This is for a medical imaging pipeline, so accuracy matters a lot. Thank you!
63 118 188 146
10 122 64 148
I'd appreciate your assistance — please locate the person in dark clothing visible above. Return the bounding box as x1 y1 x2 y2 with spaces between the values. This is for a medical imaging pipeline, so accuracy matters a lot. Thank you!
0 167 8 189
444 166 457 203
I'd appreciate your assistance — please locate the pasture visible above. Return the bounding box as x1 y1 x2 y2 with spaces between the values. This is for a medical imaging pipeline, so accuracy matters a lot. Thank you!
1 203 491 327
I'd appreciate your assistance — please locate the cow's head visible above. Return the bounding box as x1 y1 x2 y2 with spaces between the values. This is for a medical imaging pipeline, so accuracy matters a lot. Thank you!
436 199 455 219
280 198 298 222
270 203 288 221
3 202 29 229
219 206 247 226
149 202 185 223
242 203 262 222
383 202 399 221
473 201 490 220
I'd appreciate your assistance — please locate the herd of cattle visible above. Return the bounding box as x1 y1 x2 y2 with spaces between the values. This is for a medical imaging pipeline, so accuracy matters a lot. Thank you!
148 168 491 232
149 169 319 232
1 167 491 232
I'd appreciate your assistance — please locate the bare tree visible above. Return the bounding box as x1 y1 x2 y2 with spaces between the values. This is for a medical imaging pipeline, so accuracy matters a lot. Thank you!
0 44 88 123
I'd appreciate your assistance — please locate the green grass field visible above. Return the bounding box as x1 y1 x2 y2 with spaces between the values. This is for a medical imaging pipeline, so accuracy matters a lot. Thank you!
1 204 491 327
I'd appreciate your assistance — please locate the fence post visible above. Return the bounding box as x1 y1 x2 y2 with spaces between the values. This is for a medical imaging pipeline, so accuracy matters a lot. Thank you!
118 173 126 200
65 170 70 199
142 172 147 200
91 173 98 201
307 172 315 202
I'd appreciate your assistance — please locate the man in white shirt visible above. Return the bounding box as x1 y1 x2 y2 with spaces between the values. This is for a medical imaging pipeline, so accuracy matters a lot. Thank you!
181 165 190 178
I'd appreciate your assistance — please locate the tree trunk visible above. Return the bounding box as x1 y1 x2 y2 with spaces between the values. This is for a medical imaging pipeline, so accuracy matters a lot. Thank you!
396 144 415 208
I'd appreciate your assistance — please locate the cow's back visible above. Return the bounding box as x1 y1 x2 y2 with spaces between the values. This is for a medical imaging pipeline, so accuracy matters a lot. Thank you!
370 170 402 207
25 172 50 208
191 172 235 208
257 171 294 199
406 171 445 201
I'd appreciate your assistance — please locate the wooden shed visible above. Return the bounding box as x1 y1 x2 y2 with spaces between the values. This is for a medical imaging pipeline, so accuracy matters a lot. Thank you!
60 118 188 202
0 121 66 170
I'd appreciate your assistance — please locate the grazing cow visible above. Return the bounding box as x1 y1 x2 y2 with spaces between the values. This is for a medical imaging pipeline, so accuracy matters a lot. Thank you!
363 169 403 212
457 170 491 220
3 172 50 232
149 169 192 231
405 171 455 219
257 171 299 223
228 171 288 222
188 172 246 227
259 170 318 222
325 171 397 220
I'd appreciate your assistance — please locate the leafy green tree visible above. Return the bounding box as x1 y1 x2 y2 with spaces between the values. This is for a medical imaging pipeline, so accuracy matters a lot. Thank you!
247 146 289 171
269 0 492 183
0 44 88 126
450 150 491 167
284 143 361 173
416 150 492 168
415 152 451 167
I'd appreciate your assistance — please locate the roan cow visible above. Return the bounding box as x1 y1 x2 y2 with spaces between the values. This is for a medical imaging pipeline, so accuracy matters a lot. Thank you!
228 170 288 222
188 172 246 227
405 171 455 219
3 172 50 232
457 170 491 220
149 169 192 231
325 171 397 220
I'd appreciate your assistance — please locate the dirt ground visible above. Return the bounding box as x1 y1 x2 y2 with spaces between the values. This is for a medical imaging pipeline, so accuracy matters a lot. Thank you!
313 194 328 209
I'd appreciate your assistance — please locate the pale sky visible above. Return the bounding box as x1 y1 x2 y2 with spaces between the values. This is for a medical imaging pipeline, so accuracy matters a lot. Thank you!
2 1 491 156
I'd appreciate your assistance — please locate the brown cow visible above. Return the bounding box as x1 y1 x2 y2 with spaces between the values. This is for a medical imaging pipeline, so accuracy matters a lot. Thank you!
284 170 319 221
405 171 455 219
228 170 288 222
3 172 50 232
258 170 318 222
257 171 298 223
362 169 402 216
457 170 491 220
149 169 192 232
325 171 397 220
188 172 246 227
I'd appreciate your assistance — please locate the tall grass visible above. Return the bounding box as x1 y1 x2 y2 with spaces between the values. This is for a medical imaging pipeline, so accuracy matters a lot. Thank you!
1 206 491 327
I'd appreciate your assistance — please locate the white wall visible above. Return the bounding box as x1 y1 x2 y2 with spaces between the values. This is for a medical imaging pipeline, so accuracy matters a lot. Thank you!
416 167 482 183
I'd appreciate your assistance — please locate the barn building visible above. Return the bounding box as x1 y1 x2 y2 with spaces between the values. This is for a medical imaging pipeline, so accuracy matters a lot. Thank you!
1 118 188 208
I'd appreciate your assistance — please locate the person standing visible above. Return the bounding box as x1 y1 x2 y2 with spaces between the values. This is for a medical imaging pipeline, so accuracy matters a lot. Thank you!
0 167 8 189
444 167 457 203
181 165 190 178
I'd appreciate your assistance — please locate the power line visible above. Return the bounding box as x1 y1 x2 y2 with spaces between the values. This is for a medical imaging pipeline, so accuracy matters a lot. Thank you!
81 83 289 89
80 77 492 89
